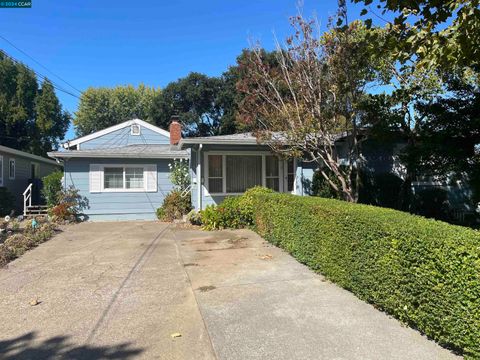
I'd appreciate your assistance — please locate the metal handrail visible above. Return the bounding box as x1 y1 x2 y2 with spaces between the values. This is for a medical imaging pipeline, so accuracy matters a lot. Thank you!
23 183 32 216
181 184 192 198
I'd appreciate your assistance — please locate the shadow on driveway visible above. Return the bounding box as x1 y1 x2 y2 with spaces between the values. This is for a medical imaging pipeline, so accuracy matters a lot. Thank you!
0 331 143 359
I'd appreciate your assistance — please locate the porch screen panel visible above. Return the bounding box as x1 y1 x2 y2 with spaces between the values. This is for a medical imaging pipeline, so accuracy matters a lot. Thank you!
208 155 223 193
287 159 295 191
226 155 262 193
265 155 279 191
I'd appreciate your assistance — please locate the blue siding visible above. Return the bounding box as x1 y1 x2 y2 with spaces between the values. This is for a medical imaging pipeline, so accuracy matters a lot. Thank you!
64 158 174 221
80 125 169 150
298 161 317 196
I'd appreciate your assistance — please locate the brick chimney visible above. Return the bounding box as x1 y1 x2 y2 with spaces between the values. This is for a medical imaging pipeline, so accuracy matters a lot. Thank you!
169 116 182 145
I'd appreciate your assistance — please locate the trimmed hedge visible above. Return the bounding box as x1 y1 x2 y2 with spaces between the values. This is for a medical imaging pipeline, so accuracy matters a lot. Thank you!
199 187 274 230
251 193 480 358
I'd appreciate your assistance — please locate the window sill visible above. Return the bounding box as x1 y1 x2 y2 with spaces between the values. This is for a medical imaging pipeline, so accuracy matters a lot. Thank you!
101 188 150 193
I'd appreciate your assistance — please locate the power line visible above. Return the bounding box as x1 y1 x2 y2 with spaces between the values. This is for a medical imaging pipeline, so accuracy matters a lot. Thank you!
0 49 81 99
0 34 83 95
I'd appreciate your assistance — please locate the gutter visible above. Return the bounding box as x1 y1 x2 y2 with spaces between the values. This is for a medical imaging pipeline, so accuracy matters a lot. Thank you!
178 139 260 148
47 152 189 159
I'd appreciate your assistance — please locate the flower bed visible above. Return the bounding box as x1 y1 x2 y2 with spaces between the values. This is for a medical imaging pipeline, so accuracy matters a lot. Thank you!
0 218 58 268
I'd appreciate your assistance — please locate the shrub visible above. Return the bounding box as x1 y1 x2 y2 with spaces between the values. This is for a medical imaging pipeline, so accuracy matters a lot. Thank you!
29 225 55 245
199 187 275 230
200 196 249 230
411 188 451 221
49 186 89 221
4 234 35 257
251 193 480 358
311 170 341 199
237 186 275 224
50 203 73 220
186 210 202 226
358 172 404 210
168 159 190 191
157 191 192 221
41 171 63 207
0 244 14 267
0 187 15 216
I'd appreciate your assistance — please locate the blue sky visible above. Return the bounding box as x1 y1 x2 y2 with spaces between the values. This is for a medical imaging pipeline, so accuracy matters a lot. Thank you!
0 0 372 141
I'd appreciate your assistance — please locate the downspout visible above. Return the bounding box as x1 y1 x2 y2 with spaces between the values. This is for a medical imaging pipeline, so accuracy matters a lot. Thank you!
197 144 203 211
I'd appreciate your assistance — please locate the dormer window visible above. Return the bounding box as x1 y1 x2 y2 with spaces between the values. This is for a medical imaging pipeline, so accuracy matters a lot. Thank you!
131 124 141 135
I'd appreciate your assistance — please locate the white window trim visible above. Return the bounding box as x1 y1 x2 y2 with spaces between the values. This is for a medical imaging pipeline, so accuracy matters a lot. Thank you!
204 151 283 196
101 164 149 193
0 155 3 186
131 124 141 136
8 158 15 180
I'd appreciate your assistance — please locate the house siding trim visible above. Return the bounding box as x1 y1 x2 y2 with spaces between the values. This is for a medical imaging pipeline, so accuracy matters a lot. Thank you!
63 119 170 149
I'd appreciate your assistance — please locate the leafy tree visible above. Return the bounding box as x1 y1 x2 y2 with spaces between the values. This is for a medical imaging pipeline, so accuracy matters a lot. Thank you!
33 80 70 155
413 75 480 204
0 52 69 156
151 72 236 136
0 53 37 150
74 84 160 136
236 15 383 202
353 0 480 70
41 170 63 207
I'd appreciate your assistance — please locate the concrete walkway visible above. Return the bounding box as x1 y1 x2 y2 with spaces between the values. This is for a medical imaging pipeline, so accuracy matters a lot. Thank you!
0 222 459 359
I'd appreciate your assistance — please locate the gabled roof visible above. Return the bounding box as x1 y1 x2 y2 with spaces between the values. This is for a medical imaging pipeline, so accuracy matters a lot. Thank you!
0 145 59 166
63 119 170 149
49 144 188 159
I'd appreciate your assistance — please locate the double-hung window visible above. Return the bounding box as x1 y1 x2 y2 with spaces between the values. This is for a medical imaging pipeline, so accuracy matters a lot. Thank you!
206 154 281 194
90 164 156 193
103 166 145 191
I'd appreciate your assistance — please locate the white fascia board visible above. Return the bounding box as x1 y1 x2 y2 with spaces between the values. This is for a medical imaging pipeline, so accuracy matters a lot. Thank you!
62 119 170 149
48 152 189 159
178 138 259 148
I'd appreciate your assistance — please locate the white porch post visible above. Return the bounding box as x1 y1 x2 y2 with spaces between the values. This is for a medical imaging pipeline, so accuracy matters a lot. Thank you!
196 144 203 210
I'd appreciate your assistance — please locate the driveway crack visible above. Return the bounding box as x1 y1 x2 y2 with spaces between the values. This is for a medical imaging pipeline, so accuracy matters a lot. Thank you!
84 224 170 344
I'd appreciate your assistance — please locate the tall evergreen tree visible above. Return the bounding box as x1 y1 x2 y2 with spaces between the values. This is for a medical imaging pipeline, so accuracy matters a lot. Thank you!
0 51 70 156
33 79 70 155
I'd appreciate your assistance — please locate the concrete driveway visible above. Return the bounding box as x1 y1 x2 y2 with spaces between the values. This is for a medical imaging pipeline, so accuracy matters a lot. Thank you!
0 222 459 359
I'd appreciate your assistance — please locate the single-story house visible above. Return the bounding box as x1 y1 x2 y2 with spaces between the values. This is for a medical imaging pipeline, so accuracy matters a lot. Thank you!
0 145 61 214
48 118 316 221
48 117 473 222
